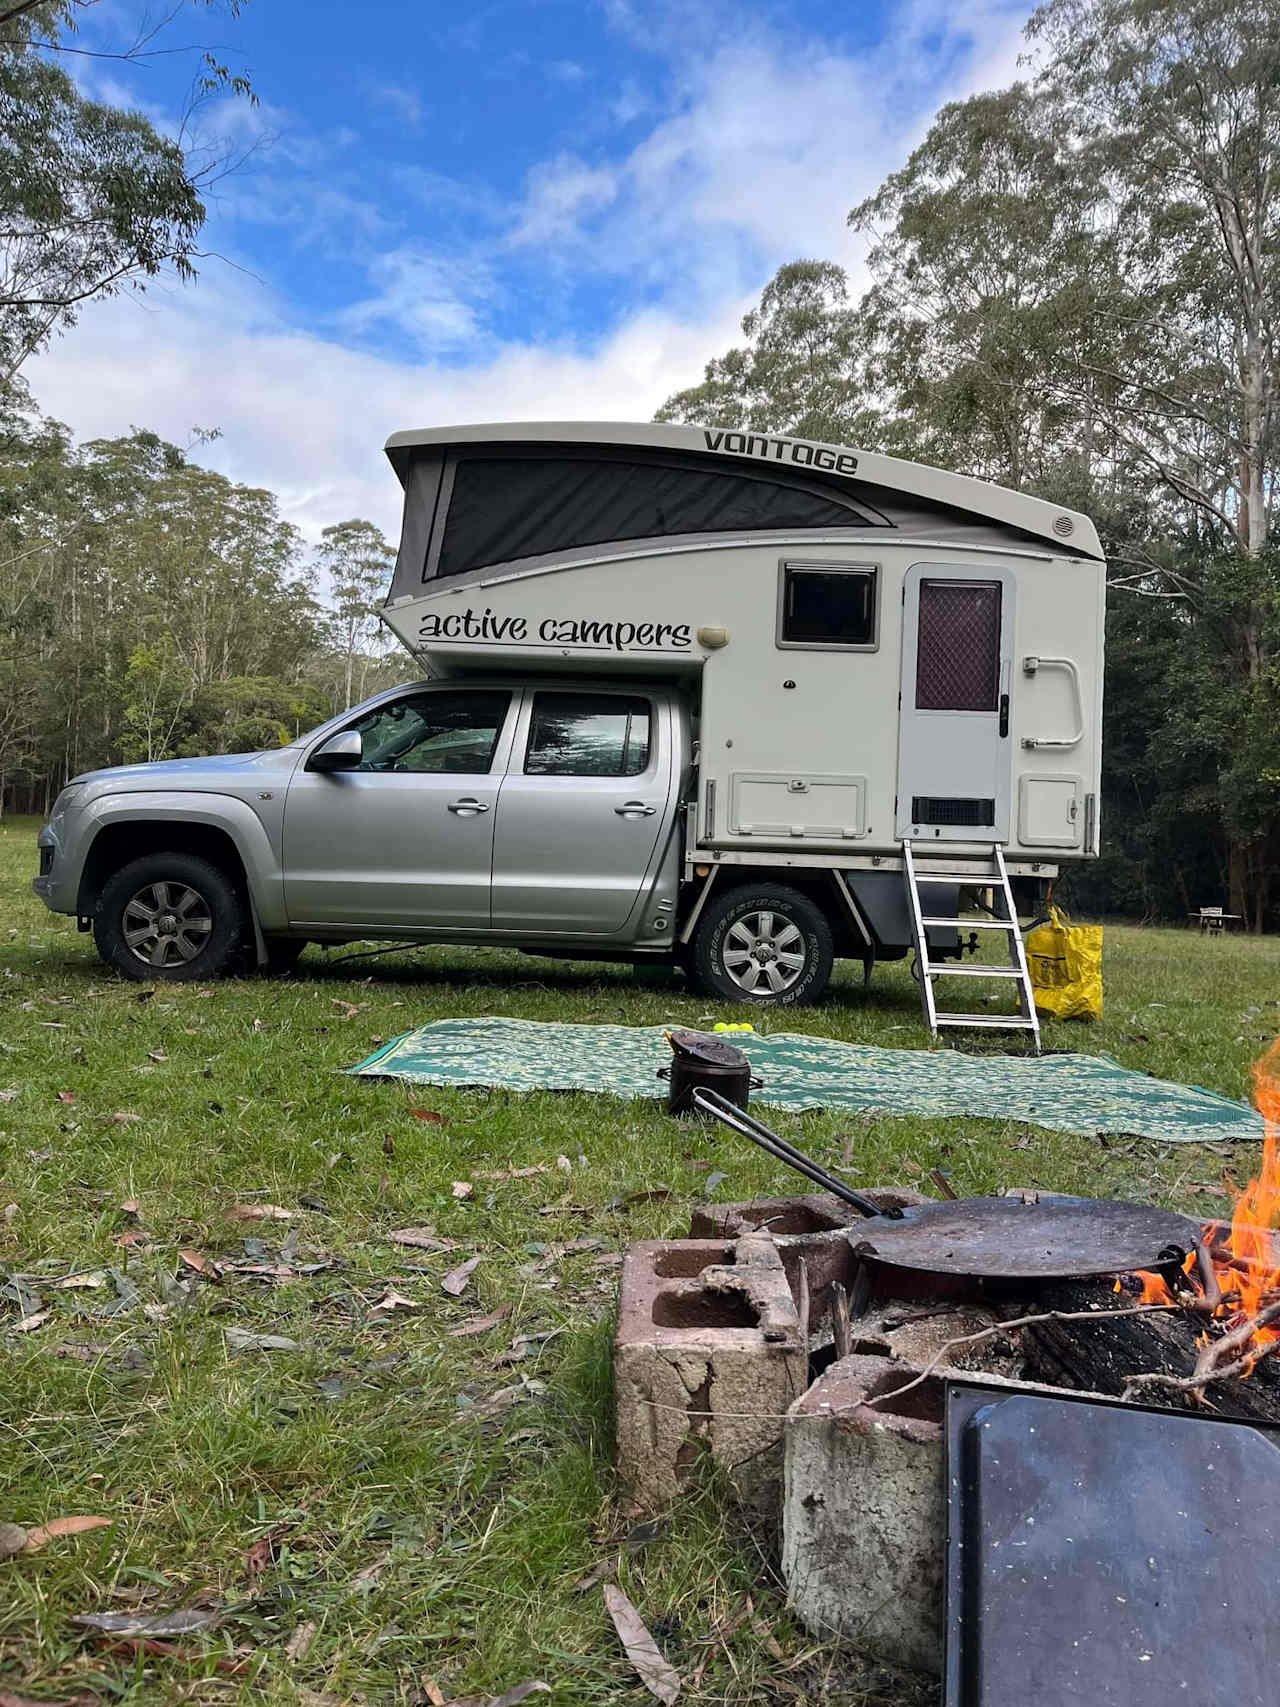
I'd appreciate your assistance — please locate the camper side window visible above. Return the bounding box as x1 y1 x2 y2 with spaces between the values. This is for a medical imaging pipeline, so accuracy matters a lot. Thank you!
524 692 651 778
777 562 878 650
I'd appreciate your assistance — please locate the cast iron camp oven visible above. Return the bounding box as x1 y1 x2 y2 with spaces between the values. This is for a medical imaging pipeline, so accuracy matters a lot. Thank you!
659 1029 760 1117
692 1088 1204 1286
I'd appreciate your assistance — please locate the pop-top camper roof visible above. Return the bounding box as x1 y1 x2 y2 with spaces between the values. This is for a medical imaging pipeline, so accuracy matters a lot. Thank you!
382 421 1103 606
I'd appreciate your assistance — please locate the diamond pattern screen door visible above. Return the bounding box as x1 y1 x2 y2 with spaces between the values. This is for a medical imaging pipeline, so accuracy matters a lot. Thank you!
896 567 1012 842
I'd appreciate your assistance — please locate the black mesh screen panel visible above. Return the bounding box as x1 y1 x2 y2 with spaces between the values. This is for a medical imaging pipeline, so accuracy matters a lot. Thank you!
914 580 1001 711
436 455 868 578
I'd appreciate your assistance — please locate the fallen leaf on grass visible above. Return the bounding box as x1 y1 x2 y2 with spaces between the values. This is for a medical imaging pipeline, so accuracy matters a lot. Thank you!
147 1049 168 1064
179 1251 222 1284
72 1607 220 1638
556 1155 573 1174
348 1552 390 1590
452 1181 473 1200
244 1536 274 1582
108 1111 142 1125
0 1522 28 1559
370 1290 420 1314
382 1133 396 1157
495 1330 563 1367
572 1556 617 1593
225 1328 300 1353
285 1620 317 1663
604 1583 681 1704
119 1199 141 1220
441 1255 481 1297
12 1310 52 1334
0 1090 17 1103
420 1683 447 1707
56 1272 106 1291
410 1108 446 1124
474 1164 549 1182
485 1685 551 1707
389 1227 462 1253
2 1204 16 1226
227 1204 293 1222
99 1638 249 1677
114 1230 150 1249
56 1090 75 1104
330 1000 367 1019
23 1515 112 1551
447 1305 512 1338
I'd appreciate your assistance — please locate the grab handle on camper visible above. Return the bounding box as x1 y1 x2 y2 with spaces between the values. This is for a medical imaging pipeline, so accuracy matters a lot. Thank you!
1020 654 1085 750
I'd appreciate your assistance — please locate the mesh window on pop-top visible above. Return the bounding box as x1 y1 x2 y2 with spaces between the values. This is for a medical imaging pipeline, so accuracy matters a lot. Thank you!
437 455 868 578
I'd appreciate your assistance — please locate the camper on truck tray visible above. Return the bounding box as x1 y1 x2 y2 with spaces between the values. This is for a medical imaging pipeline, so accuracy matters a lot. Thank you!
33 421 1104 1013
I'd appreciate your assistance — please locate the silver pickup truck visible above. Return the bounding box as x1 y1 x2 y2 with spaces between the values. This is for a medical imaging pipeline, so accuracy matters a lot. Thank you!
35 674 877 1005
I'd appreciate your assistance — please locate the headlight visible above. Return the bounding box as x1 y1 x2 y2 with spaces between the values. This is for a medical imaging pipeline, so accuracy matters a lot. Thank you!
51 784 84 817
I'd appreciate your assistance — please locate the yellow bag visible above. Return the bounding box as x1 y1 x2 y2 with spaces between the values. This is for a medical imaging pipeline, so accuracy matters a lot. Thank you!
1025 906 1103 1021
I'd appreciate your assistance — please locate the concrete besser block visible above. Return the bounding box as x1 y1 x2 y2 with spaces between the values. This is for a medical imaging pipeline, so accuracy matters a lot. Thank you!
783 1355 948 1676
615 1233 808 1516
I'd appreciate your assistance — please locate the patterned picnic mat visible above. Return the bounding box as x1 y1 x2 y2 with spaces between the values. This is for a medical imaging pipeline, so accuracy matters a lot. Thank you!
349 1018 1264 1145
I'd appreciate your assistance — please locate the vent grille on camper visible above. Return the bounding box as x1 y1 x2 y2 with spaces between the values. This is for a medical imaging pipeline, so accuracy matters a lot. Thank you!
911 796 996 827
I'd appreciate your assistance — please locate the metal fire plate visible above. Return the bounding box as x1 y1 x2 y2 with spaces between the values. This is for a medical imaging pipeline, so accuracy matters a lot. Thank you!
848 1195 1199 1280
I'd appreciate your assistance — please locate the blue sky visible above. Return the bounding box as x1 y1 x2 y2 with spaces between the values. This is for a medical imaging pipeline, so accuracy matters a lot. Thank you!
28 0 1032 538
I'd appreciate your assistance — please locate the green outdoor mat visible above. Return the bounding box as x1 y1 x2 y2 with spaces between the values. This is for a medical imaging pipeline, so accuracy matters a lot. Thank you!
349 1018 1265 1145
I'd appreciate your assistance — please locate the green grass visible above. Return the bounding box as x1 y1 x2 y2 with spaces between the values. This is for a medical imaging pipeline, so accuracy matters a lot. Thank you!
2 814 1278 1705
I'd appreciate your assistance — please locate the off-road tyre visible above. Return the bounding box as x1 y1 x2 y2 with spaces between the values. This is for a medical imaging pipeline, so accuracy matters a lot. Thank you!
94 852 245 983
690 882 834 1007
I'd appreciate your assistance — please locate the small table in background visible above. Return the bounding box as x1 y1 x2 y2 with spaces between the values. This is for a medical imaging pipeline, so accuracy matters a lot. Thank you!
1191 907 1243 934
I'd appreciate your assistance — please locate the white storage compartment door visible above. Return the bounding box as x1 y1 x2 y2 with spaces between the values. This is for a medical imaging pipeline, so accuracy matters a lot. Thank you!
1017 775 1082 848
728 772 867 840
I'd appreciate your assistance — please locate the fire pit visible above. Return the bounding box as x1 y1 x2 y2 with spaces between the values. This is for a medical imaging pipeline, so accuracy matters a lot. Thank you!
614 1040 1280 1680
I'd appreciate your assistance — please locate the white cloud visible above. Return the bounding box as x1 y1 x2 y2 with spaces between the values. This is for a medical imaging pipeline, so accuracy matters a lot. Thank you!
338 247 494 353
511 154 619 247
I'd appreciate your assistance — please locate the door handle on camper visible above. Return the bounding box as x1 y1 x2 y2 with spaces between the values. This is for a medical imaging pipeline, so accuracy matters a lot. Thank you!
1020 654 1085 750
999 693 1010 738
447 798 490 815
615 801 657 817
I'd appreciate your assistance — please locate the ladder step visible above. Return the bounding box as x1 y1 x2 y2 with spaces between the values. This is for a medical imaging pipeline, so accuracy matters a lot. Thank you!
920 917 1015 930
927 964 1023 979
935 1013 1039 1029
911 869 999 883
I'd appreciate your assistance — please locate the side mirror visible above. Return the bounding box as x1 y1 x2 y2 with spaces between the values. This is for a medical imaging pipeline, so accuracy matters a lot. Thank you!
309 729 363 772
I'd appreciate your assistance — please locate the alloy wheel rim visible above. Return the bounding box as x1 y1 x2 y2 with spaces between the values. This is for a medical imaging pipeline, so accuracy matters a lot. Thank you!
721 909 807 995
122 880 213 968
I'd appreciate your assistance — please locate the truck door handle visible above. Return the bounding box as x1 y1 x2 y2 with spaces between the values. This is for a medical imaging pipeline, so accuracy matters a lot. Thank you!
615 801 656 817
447 798 490 815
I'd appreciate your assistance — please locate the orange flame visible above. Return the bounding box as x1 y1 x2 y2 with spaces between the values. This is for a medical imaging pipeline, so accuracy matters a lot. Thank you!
1131 1037 1280 1369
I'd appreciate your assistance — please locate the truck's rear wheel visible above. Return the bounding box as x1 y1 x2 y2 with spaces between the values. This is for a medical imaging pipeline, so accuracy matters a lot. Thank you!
691 883 834 1007
94 853 244 982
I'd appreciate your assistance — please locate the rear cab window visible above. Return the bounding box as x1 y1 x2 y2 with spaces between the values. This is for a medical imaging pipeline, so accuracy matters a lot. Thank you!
523 692 652 777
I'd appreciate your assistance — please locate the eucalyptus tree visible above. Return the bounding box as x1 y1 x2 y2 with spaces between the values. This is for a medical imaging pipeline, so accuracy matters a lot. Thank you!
313 520 398 709
0 0 254 386
657 261 884 446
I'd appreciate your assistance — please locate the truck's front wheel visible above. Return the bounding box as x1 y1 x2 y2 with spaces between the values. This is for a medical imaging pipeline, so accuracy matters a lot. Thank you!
691 883 834 1007
94 853 245 982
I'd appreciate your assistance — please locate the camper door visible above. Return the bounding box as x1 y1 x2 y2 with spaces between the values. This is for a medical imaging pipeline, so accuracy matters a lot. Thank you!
895 564 1014 843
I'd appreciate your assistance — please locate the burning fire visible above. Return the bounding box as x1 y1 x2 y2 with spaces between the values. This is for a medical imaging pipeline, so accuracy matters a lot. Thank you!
1131 1038 1280 1370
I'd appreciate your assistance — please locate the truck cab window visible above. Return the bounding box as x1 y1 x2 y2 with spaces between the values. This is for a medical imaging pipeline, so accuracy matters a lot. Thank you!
353 690 510 774
524 693 651 778
778 562 877 649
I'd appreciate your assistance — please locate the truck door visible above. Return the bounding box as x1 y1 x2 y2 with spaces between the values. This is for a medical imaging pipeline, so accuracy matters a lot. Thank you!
895 564 1014 842
491 689 672 934
282 687 516 928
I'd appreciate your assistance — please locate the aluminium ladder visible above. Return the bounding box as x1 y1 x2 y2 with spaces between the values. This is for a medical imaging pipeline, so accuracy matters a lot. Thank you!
902 840 1040 1049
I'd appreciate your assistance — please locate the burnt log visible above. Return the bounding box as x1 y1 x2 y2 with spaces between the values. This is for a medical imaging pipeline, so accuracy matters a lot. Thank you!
1005 1279 1280 1421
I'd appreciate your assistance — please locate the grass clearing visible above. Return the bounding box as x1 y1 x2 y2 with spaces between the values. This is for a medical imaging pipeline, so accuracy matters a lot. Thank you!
2 813 1278 1704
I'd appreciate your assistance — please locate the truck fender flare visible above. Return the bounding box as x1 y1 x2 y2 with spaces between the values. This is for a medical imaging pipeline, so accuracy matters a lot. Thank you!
76 792 286 931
